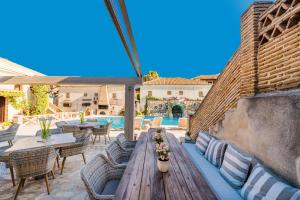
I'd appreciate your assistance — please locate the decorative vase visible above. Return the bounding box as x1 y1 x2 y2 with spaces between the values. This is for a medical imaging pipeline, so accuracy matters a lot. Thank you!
157 159 169 172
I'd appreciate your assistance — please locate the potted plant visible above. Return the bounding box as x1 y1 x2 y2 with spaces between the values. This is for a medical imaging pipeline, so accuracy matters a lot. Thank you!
156 142 170 172
153 129 164 144
79 111 85 124
39 117 52 142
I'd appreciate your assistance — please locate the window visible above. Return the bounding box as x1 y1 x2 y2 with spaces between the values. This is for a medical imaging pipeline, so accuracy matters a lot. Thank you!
82 102 91 107
179 91 183 95
63 102 71 107
112 93 117 99
208 81 213 84
83 93 88 97
199 91 204 97
167 91 172 95
148 91 152 96
66 93 70 98
14 85 22 91
94 93 98 97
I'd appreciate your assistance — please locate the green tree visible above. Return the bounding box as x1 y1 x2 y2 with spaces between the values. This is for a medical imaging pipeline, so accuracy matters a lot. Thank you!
30 84 49 115
143 71 160 82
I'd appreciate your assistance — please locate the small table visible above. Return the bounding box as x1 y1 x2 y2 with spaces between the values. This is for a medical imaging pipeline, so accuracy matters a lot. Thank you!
5 133 76 153
114 131 217 200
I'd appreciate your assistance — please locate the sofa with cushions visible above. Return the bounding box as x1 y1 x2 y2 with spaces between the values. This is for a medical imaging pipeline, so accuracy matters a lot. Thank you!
182 132 300 200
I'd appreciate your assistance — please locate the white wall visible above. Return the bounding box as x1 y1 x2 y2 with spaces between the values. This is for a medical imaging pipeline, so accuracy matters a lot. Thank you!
140 84 212 110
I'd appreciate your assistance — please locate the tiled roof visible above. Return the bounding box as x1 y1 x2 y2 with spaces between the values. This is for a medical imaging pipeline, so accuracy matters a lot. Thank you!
143 78 208 85
191 74 219 80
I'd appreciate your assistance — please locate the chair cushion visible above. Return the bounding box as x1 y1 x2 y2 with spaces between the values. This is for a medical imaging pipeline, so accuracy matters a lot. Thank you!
101 179 120 195
183 143 243 200
220 145 252 188
195 132 212 154
241 165 300 200
205 138 227 168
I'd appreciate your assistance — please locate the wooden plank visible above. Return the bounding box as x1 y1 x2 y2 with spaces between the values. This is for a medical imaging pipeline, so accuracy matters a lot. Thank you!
164 133 217 200
114 133 148 200
124 84 135 140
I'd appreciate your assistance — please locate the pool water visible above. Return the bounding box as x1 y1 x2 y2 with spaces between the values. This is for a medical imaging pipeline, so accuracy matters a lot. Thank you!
71 116 179 129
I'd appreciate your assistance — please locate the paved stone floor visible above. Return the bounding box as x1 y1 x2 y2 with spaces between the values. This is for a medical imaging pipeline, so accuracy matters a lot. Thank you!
0 126 186 200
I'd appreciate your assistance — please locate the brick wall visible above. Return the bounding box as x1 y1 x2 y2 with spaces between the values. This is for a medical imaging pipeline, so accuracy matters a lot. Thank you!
189 1 300 139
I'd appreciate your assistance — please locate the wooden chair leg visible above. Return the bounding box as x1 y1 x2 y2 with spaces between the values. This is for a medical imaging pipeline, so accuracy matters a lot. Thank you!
9 166 15 187
50 170 55 179
61 157 67 175
44 174 50 195
92 135 96 145
104 136 107 144
98 135 101 142
21 179 26 188
82 153 86 164
56 156 60 168
14 178 25 200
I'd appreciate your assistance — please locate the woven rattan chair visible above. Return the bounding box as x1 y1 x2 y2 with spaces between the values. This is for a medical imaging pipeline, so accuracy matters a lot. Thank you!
80 154 126 200
116 133 136 150
59 130 91 174
0 146 15 186
0 123 20 146
105 140 132 166
55 121 67 132
11 146 56 199
91 122 112 145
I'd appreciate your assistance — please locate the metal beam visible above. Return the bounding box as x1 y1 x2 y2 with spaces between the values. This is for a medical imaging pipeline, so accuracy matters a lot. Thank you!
0 76 143 86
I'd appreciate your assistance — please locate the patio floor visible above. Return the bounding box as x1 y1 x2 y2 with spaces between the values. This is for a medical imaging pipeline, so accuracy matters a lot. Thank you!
0 128 185 200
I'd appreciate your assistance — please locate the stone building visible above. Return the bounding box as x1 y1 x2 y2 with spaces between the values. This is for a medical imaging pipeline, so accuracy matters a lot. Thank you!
57 85 125 116
0 58 44 122
140 76 217 117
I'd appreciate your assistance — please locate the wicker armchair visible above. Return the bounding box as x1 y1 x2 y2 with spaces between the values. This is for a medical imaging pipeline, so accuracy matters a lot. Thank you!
116 133 136 150
91 122 112 145
11 146 56 199
80 154 126 200
0 146 15 186
0 123 20 146
55 121 67 132
59 130 91 174
105 140 132 166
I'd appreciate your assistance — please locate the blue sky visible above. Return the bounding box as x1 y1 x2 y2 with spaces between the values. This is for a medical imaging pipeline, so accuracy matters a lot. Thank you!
0 0 259 78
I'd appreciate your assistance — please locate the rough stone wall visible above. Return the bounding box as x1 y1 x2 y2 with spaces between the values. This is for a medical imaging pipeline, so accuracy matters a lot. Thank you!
210 90 300 187
147 99 200 116
189 1 300 139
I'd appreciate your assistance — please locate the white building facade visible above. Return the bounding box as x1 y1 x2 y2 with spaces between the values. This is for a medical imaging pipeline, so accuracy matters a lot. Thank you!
57 85 125 116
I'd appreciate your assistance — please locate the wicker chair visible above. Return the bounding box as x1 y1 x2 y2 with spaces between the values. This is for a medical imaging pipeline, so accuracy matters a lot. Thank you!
59 130 91 174
105 140 132 166
91 122 112 145
0 146 15 186
55 121 67 132
0 123 20 146
11 146 56 199
80 154 126 200
116 133 136 150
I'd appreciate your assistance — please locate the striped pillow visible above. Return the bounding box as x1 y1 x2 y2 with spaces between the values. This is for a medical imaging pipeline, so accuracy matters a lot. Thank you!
220 145 252 188
204 138 227 168
241 165 300 200
195 132 212 154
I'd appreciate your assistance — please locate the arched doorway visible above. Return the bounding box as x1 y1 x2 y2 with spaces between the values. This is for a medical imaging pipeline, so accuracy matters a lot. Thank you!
172 105 183 118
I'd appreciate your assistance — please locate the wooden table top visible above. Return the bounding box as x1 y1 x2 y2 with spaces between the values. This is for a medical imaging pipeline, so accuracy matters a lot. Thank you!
114 132 217 200
5 133 76 153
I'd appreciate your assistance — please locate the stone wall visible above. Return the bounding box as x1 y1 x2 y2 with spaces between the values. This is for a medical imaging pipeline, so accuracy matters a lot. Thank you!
210 90 300 187
147 99 200 117
189 0 300 139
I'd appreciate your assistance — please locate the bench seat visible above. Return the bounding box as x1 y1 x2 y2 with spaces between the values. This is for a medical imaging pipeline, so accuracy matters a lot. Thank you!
182 143 243 200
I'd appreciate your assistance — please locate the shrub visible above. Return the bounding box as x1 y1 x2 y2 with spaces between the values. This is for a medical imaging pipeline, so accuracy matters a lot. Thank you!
30 84 49 115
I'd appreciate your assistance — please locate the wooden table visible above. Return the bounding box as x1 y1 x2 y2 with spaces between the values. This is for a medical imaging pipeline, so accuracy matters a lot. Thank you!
114 132 217 200
5 133 76 153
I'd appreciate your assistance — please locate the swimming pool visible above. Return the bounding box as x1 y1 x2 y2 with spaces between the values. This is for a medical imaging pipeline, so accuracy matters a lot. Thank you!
71 116 179 129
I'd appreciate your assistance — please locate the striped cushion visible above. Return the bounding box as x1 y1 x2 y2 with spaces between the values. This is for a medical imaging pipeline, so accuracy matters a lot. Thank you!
241 165 300 200
220 145 252 188
204 138 227 168
195 132 212 154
